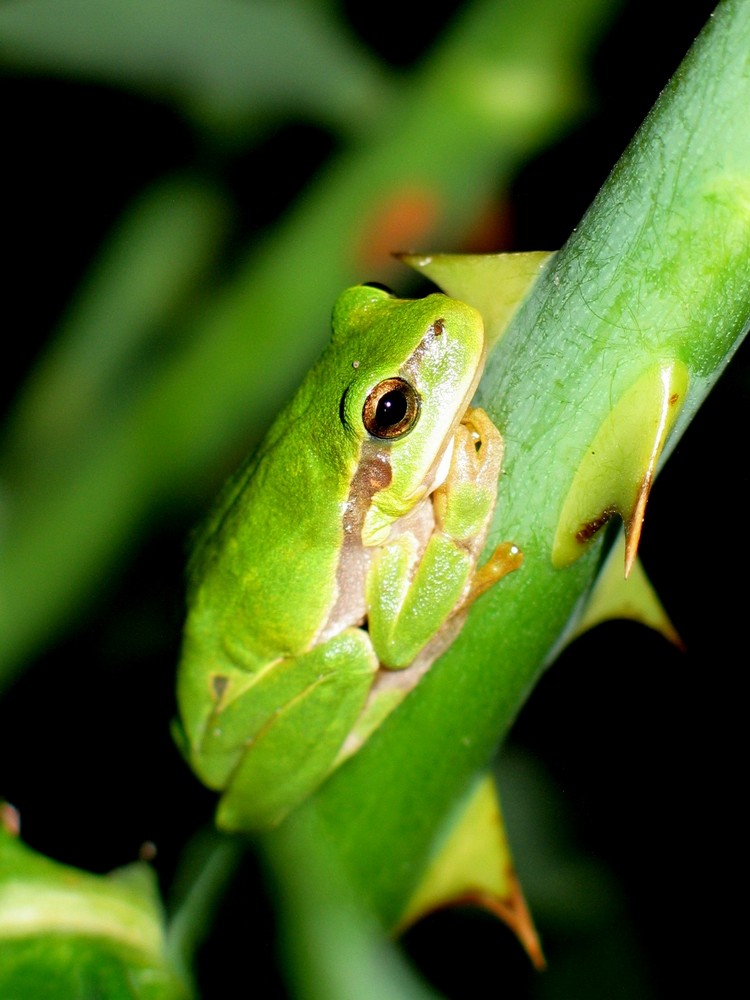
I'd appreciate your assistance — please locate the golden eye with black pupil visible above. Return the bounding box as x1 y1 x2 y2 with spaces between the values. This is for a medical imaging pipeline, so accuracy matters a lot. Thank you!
362 377 421 439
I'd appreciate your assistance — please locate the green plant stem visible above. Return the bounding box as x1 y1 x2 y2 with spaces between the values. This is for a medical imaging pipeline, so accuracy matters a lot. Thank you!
288 0 750 924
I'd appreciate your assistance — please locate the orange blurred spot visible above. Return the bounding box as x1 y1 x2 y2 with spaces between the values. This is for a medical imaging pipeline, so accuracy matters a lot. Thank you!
355 188 441 270
461 196 514 253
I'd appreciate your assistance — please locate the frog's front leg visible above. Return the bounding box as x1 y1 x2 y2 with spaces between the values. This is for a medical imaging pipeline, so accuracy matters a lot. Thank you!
366 406 521 670
438 408 523 611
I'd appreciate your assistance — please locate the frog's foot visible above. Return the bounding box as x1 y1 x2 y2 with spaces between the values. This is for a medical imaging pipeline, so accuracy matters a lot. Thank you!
458 540 523 612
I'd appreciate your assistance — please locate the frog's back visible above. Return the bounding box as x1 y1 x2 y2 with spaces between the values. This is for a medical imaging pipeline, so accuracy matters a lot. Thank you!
184 374 357 673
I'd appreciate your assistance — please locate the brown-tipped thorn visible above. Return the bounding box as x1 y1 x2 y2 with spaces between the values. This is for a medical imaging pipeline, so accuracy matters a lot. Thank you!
624 474 653 578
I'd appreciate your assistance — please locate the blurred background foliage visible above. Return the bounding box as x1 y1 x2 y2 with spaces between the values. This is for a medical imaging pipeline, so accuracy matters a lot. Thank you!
0 0 742 997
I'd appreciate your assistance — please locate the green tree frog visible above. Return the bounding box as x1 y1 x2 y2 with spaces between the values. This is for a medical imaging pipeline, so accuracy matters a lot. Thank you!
174 284 521 831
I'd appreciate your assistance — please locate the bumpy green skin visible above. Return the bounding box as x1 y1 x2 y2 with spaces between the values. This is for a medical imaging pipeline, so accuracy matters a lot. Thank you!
175 285 502 831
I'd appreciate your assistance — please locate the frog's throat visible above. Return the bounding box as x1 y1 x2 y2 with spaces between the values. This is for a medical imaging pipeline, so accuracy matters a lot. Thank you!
431 436 455 492
319 428 454 642
362 435 455 547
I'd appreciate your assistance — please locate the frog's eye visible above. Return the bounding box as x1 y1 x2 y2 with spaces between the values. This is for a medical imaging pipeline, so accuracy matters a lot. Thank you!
363 377 421 440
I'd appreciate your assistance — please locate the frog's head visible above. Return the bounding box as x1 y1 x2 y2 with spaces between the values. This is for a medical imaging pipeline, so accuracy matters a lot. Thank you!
333 285 486 546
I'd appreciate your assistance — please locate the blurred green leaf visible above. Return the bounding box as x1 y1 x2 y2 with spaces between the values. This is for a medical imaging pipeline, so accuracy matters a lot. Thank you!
163 828 244 990
0 822 190 999
0 0 389 138
2 174 230 474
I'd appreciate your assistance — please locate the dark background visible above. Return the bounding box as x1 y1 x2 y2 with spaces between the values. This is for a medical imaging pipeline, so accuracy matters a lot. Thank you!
1 2 741 997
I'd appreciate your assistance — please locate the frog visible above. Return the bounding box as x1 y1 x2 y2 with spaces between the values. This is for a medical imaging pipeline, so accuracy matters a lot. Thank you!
174 283 521 831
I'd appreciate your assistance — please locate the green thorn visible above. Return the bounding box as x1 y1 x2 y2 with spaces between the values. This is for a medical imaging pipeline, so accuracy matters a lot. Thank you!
552 360 689 575
397 773 545 970
398 251 555 349
571 534 684 649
